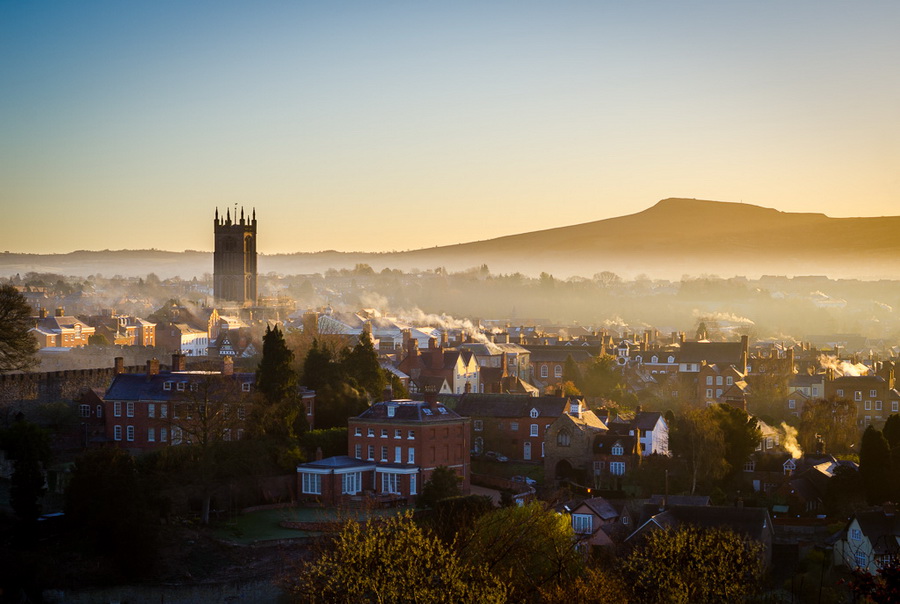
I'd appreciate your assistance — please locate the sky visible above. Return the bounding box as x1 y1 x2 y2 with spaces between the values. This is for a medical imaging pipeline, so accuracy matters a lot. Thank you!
2 1 899 255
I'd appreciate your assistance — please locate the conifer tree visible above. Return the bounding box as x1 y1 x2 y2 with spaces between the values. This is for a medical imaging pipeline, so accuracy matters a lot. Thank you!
859 425 893 505
256 325 297 406
342 326 386 399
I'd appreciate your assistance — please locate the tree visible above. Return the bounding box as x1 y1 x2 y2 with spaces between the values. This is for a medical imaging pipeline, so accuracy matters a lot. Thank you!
255 326 307 442
417 465 462 509
859 425 894 505
313 382 369 430
580 354 624 398
167 371 258 523
462 502 583 599
1 418 50 526
563 354 582 387
88 332 110 346
256 325 297 406
670 408 727 494
708 403 761 479
0 284 38 372
342 326 386 400
621 525 764 603
798 397 858 454
539 566 629 604
883 414 900 450
848 555 900 604
66 448 160 579
281 512 508 603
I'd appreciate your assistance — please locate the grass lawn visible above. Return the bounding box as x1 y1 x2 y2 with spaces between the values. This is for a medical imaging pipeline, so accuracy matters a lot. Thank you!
472 459 544 482
214 505 412 545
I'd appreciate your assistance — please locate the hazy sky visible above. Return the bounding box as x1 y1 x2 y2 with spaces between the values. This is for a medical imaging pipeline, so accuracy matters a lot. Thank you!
2 1 899 254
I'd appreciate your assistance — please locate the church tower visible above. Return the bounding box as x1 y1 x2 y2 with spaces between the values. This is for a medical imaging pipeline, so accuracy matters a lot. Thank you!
213 207 257 306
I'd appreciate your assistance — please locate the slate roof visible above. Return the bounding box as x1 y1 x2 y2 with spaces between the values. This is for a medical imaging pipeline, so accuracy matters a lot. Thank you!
678 341 744 364
456 394 571 419
632 411 664 432
301 456 375 471
595 433 638 456
354 400 465 423
526 348 596 363
630 505 772 543
105 371 255 401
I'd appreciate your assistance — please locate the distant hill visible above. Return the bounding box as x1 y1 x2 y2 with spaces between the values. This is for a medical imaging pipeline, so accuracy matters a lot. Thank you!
4 199 899 279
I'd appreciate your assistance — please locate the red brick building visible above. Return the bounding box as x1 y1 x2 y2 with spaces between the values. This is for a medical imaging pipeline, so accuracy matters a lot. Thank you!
30 307 96 349
101 355 256 452
296 397 470 506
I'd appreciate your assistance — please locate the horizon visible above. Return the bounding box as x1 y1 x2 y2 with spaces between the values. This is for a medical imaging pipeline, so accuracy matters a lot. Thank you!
1 196 895 257
3 2 899 255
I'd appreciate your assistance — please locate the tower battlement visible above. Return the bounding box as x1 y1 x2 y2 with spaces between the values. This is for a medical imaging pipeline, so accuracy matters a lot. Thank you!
213 207 257 306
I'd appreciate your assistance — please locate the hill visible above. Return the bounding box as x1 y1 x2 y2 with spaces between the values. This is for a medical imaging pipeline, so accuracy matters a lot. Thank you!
4 199 899 279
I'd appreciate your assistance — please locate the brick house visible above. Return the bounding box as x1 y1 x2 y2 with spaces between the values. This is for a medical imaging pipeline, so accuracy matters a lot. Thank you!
297 397 470 507
102 355 258 452
697 363 749 409
85 311 156 347
30 307 96 349
824 361 899 426
455 393 574 462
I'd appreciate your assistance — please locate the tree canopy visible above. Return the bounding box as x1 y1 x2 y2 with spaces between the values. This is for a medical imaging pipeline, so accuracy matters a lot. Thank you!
417 465 462 509
0 284 38 372
622 525 764 604
282 512 508 603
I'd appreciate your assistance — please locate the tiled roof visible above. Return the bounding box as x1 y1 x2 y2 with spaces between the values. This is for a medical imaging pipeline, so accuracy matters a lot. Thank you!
853 509 900 555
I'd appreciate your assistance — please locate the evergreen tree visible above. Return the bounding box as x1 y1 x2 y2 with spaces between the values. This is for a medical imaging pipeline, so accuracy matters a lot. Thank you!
883 413 900 450
859 425 894 505
417 465 462 509
256 325 297 405
0 285 39 372
301 338 344 391
342 326 386 399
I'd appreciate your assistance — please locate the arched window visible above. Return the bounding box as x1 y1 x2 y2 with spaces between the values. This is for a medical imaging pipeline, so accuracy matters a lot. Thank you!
611 443 624 456
554 365 563 378
557 429 571 447
530 408 539 419
540 365 549 378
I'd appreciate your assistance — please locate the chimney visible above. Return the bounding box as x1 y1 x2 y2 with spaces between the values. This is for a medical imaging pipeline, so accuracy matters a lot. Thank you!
315 446 323 461
114 357 125 374
56 307 65 317
382 385 393 402
740 335 749 375
678 332 685 345
146 358 160 377
423 386 438 406
406 333 419 360
428 337 438 349
441 331 449 347
39 307 48 319
222 356 234 376
172 353 187 372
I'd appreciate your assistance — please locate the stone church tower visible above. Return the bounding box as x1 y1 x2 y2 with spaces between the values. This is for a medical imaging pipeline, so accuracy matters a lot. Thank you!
213 207 257 306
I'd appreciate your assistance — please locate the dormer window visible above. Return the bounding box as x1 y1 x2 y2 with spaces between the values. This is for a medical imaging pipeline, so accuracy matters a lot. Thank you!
611 444 624 456
163 381 172 391
387 405 396 418
177 382 185 392
242 382 251 392
530 408 539 419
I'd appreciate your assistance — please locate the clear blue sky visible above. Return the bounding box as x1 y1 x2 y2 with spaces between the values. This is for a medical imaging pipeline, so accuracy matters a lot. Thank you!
2 1 898 254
